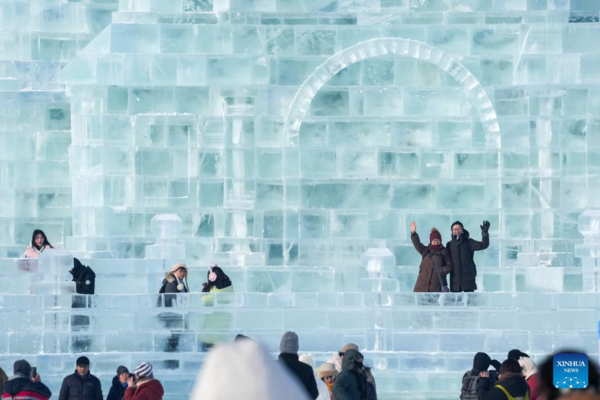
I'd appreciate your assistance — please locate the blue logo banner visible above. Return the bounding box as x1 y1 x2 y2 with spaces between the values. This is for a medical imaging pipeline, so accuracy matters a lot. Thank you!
553 353 588 389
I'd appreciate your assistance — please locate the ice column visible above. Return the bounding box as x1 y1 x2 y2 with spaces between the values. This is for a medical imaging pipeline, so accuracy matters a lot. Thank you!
575 211 600 292
361 248 396 364
145 214 185 260
33 248 76 295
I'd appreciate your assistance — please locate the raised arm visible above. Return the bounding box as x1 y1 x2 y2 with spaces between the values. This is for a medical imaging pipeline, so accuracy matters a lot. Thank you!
410 222 427 256
470 220 490 252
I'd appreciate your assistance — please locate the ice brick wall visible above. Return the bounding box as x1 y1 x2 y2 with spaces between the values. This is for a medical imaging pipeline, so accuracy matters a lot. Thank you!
0 0 118 253
57 0 600 289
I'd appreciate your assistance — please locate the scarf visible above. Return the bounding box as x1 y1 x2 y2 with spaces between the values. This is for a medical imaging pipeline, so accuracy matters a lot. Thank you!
326 381 334 393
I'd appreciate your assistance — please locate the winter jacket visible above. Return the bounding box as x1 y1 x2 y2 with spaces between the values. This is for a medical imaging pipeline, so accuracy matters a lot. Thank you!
160 272 188 308
525 374 540 400
22 245 51 259
411 232 453 292
0 368 7 393
58 371 103 400
477 374 529 400
2 375 52 400
199 285 234 347
123 379 164 400
107 375 127 400
332 349 367 400
279 354 319 400
70 260 96 296
446 229 489 292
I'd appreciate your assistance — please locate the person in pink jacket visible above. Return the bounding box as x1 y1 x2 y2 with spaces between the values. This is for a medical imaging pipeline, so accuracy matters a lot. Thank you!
23 229 53 258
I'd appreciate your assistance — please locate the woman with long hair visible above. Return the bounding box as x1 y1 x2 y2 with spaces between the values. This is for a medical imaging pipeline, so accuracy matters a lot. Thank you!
199 265 233 351
23 229 53 258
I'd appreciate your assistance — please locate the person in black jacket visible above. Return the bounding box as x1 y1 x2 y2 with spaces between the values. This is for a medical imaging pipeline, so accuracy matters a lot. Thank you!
278 331 319 400
107 365 129 400
446 221 490 292
477 359 529 400
70 258 96 352
3 359 52 400
160 263 189 308
332 349 367 400
461 352 501 400
71 258 96 296
58 356 103 400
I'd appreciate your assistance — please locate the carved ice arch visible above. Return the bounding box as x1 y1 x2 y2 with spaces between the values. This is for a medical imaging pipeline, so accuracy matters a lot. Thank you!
283 38 500 148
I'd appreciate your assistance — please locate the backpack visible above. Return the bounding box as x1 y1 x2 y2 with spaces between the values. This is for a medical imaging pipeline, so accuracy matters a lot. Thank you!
460 372 479 400
495 384 530 400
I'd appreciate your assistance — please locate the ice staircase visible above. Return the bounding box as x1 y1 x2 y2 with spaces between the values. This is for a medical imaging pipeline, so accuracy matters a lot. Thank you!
0 212 599 400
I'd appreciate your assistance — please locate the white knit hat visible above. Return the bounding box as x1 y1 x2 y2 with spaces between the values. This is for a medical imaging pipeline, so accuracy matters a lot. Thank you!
134 362 153 378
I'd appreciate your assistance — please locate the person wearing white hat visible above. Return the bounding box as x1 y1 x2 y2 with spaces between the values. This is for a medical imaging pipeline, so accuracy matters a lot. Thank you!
124 362 164 400
316 362 339 399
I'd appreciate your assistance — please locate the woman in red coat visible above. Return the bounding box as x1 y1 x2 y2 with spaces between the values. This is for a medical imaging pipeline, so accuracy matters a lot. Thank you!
519 356 541 400
124 363 164 400
410 222 453 292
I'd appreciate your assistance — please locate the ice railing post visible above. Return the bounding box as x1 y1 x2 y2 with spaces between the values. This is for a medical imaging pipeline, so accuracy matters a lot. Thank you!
575 210 600 292
34 248 76 295
361 248 396 368
145 214 185 260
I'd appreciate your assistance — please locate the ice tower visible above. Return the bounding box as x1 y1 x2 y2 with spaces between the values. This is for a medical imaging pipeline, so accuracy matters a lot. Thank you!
1 0 600 398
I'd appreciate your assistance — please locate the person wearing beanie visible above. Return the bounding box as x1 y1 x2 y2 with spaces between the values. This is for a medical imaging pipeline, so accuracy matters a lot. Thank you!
107 366 130 400
410 222 453 292
477 359 529 400
332 349 368 400
2 359 52 400
446 220 490 292
460 352 501 400
124 362 164 400
278 332 319 399
58 357 102 400
519 357 540 400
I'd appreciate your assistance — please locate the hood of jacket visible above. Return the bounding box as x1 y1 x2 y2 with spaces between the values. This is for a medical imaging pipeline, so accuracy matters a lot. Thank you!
135 379 164 397
4 375 29 396
341 349 363 372
163 272 176 284
191 340 310 400
71 260 96 281
497 374 529 396
112 375 126 389
473 352 491 372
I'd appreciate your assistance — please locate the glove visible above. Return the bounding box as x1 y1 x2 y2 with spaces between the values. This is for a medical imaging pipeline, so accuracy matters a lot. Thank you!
480 220 490 235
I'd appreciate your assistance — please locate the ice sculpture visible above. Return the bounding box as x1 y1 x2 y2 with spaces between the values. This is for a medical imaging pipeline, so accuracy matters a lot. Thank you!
33 248 76 295
0 0 600 398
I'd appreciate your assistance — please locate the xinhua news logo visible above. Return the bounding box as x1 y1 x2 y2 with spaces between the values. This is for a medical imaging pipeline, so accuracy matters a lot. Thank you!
553 353 589 389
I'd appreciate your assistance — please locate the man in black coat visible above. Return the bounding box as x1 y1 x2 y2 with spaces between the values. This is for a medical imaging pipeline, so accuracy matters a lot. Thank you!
70 258 96 296
332 349 368 400
3 359 52 400
278 331 319 400
446 221 490 292
477 359 530 400
58 356 103 400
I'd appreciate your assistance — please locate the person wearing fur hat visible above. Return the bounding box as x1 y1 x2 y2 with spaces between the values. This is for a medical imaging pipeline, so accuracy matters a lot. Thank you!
317 363 338 399
410 222 453 292
278 331 319 400
446 220 490 292
160 263 189 308
460 352 501 400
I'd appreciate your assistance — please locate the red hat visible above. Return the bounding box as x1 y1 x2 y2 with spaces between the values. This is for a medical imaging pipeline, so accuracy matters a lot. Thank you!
430 228 442 242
